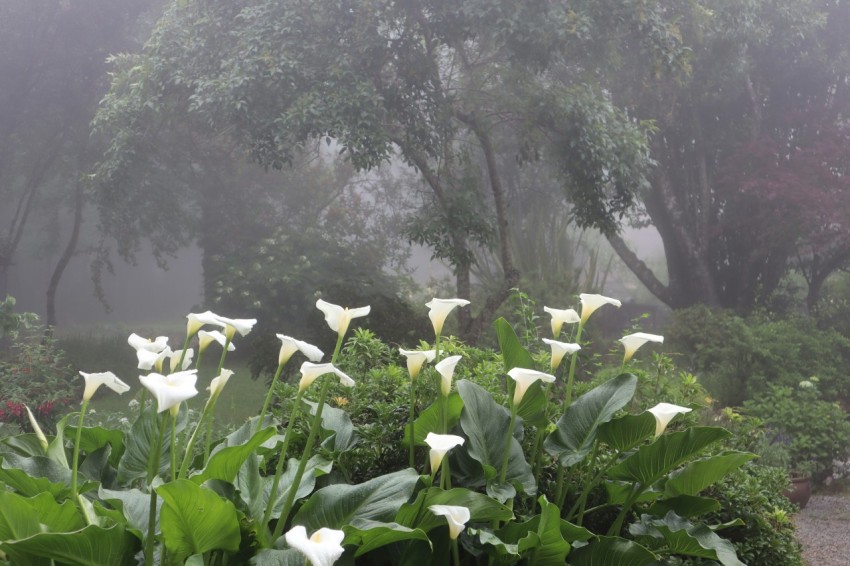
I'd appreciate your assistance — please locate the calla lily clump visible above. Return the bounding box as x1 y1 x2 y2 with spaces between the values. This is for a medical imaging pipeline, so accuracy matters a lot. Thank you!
5 291 751 566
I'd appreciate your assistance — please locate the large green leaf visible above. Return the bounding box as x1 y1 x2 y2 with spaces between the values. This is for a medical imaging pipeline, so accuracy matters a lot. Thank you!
1 524 141 566
403 393 463 446
457 380 535 502
605 482 662 506
263 455 333 520
597 412 656 452
568 536 659 566
157 479 241 562
664 451 755 497
2 433 47 458
0 452 97 498
292 468 419 531
250 548 305 565
630 512 744 566
302 400 358 453
648 495 720 518
99 487 160 539
116 407 175 485
494 317 535 372
395 487 513 533
544 374 637 467
190 425 275 485
72 425 126 467
343 519 430 557
518 497 571 565
0 491 41 541
607 427 731 486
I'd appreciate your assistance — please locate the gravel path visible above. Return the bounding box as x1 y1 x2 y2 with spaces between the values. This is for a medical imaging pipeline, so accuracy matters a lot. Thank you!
793 495 850 565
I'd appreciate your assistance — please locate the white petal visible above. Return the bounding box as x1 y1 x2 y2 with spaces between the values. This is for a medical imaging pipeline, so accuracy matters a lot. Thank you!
198 330 235 353
542 339 581 370
648 402 691 437
507 367 556 404
428 505 470 540
128 333 169 353
277 334 324 365
426 298 470 335
316 299 345 333
139 370 198 413
80 371 131 402
579 293 622 324
285 525 345 566
25 405 48 450
209 369 234 398
136 348 160 371
186 310 225 335
543 307 580 337
298 362 355 392
435 355 462 396
619 332 664 362
399 348 437 379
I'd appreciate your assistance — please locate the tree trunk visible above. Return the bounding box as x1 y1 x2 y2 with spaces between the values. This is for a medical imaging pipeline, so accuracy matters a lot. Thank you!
45 176 84 330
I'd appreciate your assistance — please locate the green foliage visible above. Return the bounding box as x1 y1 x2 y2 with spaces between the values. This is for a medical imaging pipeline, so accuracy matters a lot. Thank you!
0 296 37 342
666 305 850 405
744 383 850 483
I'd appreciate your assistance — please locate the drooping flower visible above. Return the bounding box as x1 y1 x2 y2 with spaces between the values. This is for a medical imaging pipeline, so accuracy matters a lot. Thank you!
542 339 581 371
186 310 225 337
435 355 463 396
198 330 235 354
425 433 465 473
209 315 257 341
425 298 470 336
542 307 580 338
648 402 692 437
619 332 664 363
169 348 195 372
128 333 169 370
24 405 48 451
579 293 622 324
285 525 345 566
507 367 556 404
315 299 370 338
139 370 198 414
428 505 470 540
298 362 355 393
277 334 324 365
80 371 131 402
399 348 437 380
208 369 234 399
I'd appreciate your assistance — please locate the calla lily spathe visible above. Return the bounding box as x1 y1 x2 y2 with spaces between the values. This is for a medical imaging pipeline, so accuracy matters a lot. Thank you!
316 299 370 338
425 433 465 474
215 315 257 340
139 370 198 414
579 293 622 324
542 339 581 371
208 369 234 399
425 298 470 336
80 371 131 402
128 333 169 370
277 334 324 365
25 405 48 451
186 310 225 337
285 525 345 566
198 330 235 354
620 332 664 363
169 348 195 372
428 505 470 540
543 307 580 337
435 355 462 396
399 348 437 379
648 402 692 437
298 362 355 392
507 367 556 404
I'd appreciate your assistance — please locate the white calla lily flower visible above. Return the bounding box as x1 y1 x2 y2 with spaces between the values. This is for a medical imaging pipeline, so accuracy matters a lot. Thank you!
425 298 470 336
428 505 471 540
542 339 581 371
507 367 556 404
277 334 324 365
579 293 622 324
425 433 465 474
169 348 195 372
648 402 692 437
298 362 355 393
399 348 437 380
214 315 257 340
208 369 234 399
620 332 664 363
128 333 169 370
25 405 48 451
198 330 235 354
186 310 225 336
80 371 131 402
542 307 580 337
316 299 370 338
285 525 345 566
435 355 462 396
139 370 198 414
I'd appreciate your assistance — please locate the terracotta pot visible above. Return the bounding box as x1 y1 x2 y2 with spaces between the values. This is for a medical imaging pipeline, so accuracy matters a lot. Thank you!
783 475 812 509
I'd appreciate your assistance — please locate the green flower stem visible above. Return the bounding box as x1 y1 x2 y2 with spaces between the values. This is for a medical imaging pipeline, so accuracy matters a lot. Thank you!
408 378 417 468
451 538 461 566
271 376 334 543
499 403 518 485
553 465 567 510
607 486 642 536
170 410 178 481
138 390 147 418
569 451 618 525
175 333 192 372
261 389 303 538
530 379 556 486
178 404 212 480
563 322 585 408
258 361 286 432
195 349 204 371
145 412 168 566
70 399 89 512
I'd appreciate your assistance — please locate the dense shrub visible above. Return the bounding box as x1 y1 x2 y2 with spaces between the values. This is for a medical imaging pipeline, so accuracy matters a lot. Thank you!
665 305 850 405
